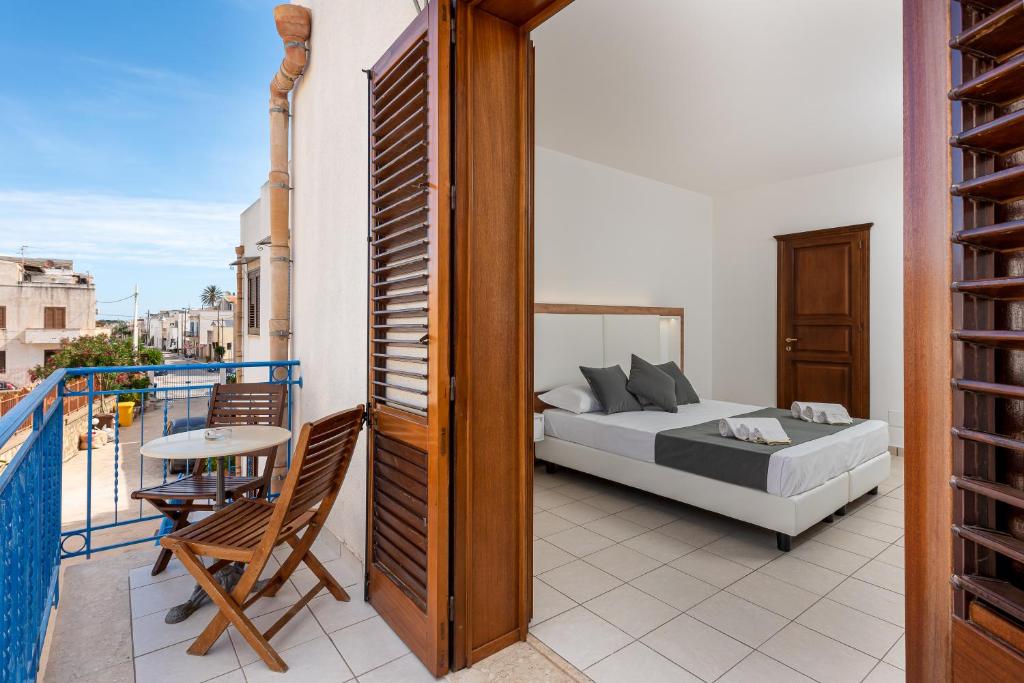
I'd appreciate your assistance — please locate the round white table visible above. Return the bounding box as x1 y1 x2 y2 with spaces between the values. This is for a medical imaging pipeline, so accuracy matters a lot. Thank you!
140 425 292 509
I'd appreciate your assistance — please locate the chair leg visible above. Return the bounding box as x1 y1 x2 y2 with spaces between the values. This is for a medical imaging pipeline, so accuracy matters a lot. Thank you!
151 510 190 576
180 548 284 672
260 526 320 598
296 541 349 602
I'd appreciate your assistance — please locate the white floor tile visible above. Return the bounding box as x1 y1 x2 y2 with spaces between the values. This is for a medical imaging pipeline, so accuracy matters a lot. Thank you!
871 496 904 513
835 516 902 543
550 500 610 525
290 554 362 596
585 544 662 581
796 598 903 658
641 613 751 682
538 559 622 603
630 565 718 611
134 633 239 683
614 504 679 529
811 526 890 558
584 584 680 638
532 577 576 625
864 661 906 683
883 634 905 669
853 506 904 528
307 590 378 634
533 539 576 574
876 544 905 569
622 530 696 563
760 623 877 683
726 572 818 620
702 532 782 569
887 486 904 500
688 591 788 648
894 535 904 547
130 574 198 619
670 550 752 588
658 518 731 548
789 539 870 575
129 558 190 589
533 511 578 538
329 615 409 676
758 555 845 595
534 488 577 511
359 652 436 682
585 492 642 515
718 652 813 682
230 605 326 667
530 606 632 670
242 634 353 682
132 602 220 656
550 480 606 500
546 526 616 557
206 671 246 683
853 559 905 594
586 641 701 683
584 514 648 542
828 578 904 627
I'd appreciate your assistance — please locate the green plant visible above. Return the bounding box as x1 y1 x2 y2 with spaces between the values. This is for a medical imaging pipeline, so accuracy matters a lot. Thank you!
213 344 226 361
30 334 154 399
200 285 224 308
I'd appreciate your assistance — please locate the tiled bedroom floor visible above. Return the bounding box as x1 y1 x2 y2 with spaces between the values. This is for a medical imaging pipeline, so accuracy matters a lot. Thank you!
530 455 906 683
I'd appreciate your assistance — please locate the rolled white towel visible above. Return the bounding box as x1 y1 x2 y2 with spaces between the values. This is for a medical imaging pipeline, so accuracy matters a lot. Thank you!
720 418 789 444
790 401 816 422
719 418 751 440
804 402 853 425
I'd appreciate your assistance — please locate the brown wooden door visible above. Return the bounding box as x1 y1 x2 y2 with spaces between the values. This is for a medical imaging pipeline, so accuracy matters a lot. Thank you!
366 2 452 676
776 224 870 418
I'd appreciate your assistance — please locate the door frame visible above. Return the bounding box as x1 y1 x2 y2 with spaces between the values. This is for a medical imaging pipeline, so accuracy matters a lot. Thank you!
775 223 871 418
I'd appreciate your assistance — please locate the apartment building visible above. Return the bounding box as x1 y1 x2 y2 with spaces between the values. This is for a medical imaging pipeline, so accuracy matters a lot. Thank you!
0 256 98 386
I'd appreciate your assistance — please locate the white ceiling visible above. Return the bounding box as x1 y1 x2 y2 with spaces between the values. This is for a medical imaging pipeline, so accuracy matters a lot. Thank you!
532 0 903 194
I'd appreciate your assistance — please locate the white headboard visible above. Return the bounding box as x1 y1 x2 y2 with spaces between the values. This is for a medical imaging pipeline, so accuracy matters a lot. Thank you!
534 304 684 392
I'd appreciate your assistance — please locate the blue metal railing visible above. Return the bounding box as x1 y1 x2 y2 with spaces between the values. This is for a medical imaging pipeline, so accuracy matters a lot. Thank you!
0 370 66 682
0 360 300 681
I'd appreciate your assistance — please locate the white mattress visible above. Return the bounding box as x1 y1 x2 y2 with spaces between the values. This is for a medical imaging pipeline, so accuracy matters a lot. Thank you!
543 399 889 497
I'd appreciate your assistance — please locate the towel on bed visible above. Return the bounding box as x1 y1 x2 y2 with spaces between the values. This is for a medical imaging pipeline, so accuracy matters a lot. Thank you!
719 417 791 445
791 401 853 425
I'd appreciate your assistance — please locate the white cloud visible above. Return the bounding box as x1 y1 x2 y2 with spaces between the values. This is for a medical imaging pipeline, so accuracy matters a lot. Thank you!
0 190 243 268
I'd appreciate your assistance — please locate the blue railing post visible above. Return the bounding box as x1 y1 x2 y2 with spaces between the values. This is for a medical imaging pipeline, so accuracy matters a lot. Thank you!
85 372 94 560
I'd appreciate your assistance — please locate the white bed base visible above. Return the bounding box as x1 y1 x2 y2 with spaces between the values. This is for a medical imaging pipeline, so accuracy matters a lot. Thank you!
536 436 891 548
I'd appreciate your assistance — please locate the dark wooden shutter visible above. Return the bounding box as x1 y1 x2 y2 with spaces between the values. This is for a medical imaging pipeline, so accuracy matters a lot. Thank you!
366 2 451 676
43 307 65 330
949 0 1024 671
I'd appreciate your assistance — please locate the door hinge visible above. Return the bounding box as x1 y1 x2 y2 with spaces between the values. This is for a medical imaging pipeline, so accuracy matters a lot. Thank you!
448 595 455 621
450 16 456 44
450 184 456 211
449 376 456 401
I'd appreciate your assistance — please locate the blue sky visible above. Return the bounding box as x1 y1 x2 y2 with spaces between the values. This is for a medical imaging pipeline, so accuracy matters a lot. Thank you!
0 0 281 319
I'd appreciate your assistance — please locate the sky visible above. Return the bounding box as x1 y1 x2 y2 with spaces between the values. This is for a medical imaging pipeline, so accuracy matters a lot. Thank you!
0 0 282 319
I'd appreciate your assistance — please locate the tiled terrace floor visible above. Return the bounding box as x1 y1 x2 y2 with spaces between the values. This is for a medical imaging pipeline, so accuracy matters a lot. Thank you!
528 456 906 683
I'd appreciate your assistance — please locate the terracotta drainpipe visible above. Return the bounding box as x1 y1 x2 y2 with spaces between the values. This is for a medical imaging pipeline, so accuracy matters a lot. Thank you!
268 4 310 489
233 245 245 382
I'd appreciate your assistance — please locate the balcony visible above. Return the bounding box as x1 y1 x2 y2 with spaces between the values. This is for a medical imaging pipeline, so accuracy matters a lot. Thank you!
23 327 99 345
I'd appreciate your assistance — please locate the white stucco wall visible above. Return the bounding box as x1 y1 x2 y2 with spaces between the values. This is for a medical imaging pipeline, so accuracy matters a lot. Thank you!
239 183 272 372
288 0 419 557
712 157 905 446
535 146 715 396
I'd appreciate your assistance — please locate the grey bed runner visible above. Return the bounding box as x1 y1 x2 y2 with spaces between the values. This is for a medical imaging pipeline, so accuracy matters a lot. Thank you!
653 408 864 492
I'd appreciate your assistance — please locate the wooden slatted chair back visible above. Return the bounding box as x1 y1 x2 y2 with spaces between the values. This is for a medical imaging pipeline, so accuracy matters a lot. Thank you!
271 406 365 530
192 382 288 487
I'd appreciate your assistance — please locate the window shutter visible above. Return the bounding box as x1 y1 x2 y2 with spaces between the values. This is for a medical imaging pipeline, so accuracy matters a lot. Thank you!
949 0 1024 655
365 2 452 677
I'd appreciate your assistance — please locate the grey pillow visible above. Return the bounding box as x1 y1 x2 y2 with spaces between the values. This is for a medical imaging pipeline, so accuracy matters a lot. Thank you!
626 355 678 413
579 365 643 414
655 361 700 405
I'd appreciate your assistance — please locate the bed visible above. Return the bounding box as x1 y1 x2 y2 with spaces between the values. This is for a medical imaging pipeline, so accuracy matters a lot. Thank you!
533 304 891 550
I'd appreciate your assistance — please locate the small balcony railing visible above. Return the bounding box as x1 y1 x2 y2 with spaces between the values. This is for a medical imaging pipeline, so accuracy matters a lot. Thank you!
0 360 300 681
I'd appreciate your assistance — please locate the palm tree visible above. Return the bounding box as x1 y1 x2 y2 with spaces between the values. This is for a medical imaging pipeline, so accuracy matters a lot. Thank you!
200 285 223 308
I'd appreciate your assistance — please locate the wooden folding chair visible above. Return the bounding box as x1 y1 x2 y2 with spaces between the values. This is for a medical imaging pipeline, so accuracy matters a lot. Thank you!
132 382 287 575
160 405 365 673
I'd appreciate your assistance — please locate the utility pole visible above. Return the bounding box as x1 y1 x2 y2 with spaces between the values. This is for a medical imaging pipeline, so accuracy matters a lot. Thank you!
130 284 139 358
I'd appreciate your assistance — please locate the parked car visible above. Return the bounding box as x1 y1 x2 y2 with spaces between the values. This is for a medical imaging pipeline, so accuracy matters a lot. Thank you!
0 381 17 391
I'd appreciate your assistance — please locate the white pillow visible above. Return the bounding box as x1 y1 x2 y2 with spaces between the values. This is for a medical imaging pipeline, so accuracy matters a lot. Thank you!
538 383 602 414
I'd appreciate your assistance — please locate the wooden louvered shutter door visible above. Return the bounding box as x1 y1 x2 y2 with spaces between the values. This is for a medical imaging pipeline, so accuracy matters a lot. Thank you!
366 2 451 677
948 0 1024 676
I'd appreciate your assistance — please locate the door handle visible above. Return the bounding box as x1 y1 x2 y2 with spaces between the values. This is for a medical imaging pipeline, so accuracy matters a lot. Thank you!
785 338 799 343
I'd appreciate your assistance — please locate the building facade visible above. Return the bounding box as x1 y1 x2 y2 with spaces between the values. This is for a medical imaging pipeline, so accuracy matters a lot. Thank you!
0 257 99 386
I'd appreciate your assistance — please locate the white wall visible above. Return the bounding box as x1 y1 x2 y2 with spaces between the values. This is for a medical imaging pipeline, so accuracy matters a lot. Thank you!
535 147 715 396
712 157 904 446
289 0 418 557
239 184 271 370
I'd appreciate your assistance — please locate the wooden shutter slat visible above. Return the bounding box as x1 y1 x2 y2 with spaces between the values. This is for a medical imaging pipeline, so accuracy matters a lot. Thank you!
952 1 1024 59
950 51 1024 104
954 476 1024 511
953 218 1024 250
952 330 1024 349
951 275 1024 298
951 164 1024 202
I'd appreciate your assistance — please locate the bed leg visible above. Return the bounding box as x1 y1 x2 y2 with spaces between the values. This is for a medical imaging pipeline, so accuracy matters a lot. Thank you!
776 533 792 552
544 462 560 475
823 514 835 524
835 504 847 516
868 486 879 495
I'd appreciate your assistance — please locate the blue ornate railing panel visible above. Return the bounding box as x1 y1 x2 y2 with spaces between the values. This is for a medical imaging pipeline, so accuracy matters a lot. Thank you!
0 370 65 683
